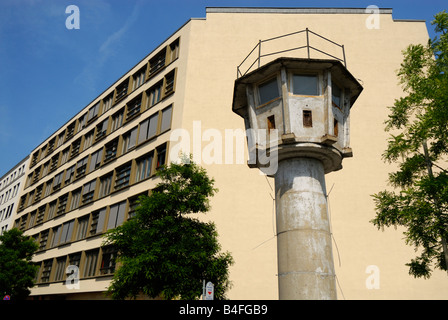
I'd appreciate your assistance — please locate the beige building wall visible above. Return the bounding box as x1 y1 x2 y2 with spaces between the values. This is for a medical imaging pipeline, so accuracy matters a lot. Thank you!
177 8 448 299
16 7 448 300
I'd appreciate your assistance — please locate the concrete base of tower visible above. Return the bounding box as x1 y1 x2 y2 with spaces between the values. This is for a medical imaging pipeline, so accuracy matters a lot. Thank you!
274 157 337 300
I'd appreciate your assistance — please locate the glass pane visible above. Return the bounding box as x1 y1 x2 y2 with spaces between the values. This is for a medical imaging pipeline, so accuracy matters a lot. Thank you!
293 75 319 95
258 78 279 105
332 83 341 107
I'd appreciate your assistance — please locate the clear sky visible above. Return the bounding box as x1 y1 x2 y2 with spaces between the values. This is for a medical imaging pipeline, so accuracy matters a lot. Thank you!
0 0 446 177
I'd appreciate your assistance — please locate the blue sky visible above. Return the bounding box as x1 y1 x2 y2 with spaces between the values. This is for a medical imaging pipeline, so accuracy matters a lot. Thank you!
0 0 446 177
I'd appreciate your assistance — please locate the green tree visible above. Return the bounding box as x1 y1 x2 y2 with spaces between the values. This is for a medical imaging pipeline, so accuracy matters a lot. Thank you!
0 228 39 299
104 157 233 299
371 11 448 279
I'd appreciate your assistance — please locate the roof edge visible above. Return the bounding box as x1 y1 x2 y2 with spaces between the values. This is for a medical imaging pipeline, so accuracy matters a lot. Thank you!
206 7 394 14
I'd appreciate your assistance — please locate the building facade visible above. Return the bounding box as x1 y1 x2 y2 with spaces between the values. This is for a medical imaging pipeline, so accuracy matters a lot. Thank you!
0 157 29 235
11 7 448 299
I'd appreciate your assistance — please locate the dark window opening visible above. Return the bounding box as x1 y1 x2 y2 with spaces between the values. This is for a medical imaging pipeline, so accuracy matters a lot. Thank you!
303 110 313 128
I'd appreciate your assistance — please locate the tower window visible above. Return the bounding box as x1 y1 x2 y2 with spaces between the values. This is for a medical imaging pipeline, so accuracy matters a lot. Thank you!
303 110 313 128
258 77 280 105
332 83 341 109
334 118 339 137
292 74 319 96
267 115 276 131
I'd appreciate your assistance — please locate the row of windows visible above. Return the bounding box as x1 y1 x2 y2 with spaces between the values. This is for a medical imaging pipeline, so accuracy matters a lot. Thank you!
0 203 14 223
35 245 118 284
26 71 176 191
16 143 167 229
20 105 173 212
0 182 20 206
0 163 26 192
257 73 342 108
29 37 180 170
28 190 148 256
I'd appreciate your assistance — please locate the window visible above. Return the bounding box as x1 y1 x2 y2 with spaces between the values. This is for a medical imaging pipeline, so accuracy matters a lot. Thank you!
47 201 57 220
292 74 319 96
128 194 144 219
164 69 176 96
57 132 65 148
64 165 76 185
54 257 67 281
34 184 43 202
135 153 153 182
122 127 138 154
28 211 37 229
100 247 117 275
332 83 342 109
50 226 61 248
83 129 94 150
65 122 76 142
36 205 46 225
98 173 113 198
60 147 70 165
334 118 339 137
90 208 106 236
107 201 126 230
102 93 114 113
40 259 53 283
76 156 89 178
149 48 166 75
114 163 132 190
258 77 280 105
115 79 129 102
132 66 146 90
168 38 179 63
60 220 75 244
83 249 99 278
69 188 81 211
95 118 109 141
47 138 56 156
82 179 96 204
303 110 313 128
156 144 167 169
44 180 53 197
267 115 276 131
160 105 172 133
104 139 118 163
75 215 89 240
126 95 142 120
147 81 162 108
42 161 50 177
57 194 68 215
111 108 124 132
53 172 64 191
138 113 159 144
70 138 82 158
77 113 87 132
39 230 49 251
50 153 60 172
89 149 103 172
68 253 81 273
88 102 100 122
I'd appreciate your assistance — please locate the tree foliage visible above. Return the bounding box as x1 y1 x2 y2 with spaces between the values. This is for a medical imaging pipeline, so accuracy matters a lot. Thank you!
0 228 39 299
371 11 448 279
104 157 233 299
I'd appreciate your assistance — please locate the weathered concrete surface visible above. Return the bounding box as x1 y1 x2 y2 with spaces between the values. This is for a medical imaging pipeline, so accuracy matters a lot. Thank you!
274 157 336 300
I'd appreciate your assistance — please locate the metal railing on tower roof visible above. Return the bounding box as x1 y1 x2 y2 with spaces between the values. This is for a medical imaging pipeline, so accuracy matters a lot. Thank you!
237 28 346 78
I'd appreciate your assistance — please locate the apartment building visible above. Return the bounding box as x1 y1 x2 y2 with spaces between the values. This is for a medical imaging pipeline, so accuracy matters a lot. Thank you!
0 157 29 235
11 7 448 299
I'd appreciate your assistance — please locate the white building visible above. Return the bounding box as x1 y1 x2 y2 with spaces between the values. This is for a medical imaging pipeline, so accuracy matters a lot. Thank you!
0 157 29 235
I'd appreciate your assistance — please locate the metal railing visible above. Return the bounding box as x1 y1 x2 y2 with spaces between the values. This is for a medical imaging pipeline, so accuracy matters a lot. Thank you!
237 28 346 78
